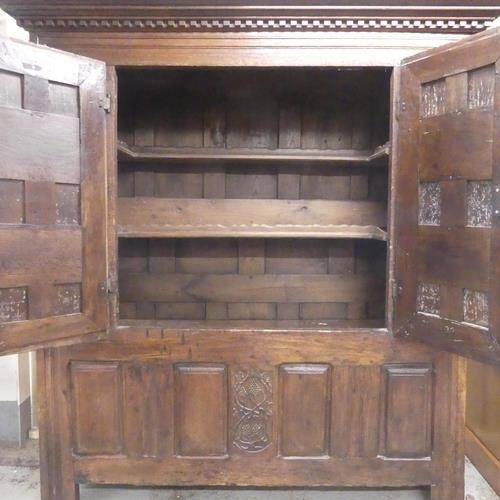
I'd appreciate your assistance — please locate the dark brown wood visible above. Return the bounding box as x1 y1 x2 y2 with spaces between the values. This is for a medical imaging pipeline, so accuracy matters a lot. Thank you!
1 6 494 499
0 36 109 354
393 27 500 365
33 332 465 496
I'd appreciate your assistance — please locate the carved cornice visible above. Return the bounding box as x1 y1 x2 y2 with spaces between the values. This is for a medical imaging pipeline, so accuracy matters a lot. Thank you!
16 16 493 34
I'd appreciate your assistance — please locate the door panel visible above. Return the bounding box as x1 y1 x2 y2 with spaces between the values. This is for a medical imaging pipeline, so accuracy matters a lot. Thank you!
0 37 108 353
393 27 500 364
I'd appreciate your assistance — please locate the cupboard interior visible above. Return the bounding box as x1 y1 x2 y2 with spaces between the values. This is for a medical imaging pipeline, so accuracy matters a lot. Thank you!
116 68 391 328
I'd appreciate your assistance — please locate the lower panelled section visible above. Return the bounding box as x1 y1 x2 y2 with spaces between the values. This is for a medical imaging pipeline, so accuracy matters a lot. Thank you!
63 330 440 488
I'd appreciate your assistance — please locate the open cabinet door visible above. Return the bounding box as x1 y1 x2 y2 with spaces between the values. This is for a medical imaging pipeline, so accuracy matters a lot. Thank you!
0 37 109 354
393 27 500 365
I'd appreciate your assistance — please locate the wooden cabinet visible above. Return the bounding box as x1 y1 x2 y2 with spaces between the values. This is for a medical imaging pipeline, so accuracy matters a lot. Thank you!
0 3 500 499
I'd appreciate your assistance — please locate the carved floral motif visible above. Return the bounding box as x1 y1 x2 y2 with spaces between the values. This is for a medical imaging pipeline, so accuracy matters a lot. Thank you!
232 370 272 453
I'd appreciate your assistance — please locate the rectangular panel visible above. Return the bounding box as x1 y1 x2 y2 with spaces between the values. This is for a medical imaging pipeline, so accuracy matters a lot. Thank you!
0 179 24 223
0 106 80 184
280 364 330 457
419 111 493 181
331 366 381 458
0 287 28 322
381 365 433 458
71 362 122 455
417 227 489 290
175 364 227 457
0 227 82 287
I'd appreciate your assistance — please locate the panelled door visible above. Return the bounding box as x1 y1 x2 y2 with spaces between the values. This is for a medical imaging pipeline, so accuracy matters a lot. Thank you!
0 36 109 354
393 27 500 364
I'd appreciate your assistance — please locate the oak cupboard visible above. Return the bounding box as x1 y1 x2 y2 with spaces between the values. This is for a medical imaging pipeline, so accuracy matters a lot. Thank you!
0 3 500 499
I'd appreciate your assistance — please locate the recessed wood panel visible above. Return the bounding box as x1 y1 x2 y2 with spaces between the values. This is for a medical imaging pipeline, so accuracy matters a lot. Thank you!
381 365 433 458
417 227 489 290
0 287 28 322
0 70 22 107
48 82 79 117
280 364 330 457
175 364 228 457
0 179 24 223
0 227 82 287
0 106 80 184
419 111 493 181
55 184 80 225
71 362 122 455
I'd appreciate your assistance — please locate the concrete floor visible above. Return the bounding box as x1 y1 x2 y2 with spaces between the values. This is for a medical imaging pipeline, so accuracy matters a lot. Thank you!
0 458 497 500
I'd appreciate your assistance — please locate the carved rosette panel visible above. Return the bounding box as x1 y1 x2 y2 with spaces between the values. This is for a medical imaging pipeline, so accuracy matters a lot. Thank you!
232 370 272 453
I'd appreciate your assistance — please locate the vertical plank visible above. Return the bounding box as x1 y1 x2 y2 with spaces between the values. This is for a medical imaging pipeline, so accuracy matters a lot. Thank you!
280 364 330 457
331 366 381 458
238 239 265 274
381 365 433 458
206 303 228 320
278 104 301 149
134 171 155 197
227 303 276 320
176 239 237 274
203 166 226 198
134 98 155 146
204 103 226 148
277 303 299 320
225 166 277 199
226 99 278 149
278 172 300 200
123 362 173 458
446 72 468 113
155 169 203 198
71 362 122 455
328 241 355 274
148 239 176 273
175 364 228 457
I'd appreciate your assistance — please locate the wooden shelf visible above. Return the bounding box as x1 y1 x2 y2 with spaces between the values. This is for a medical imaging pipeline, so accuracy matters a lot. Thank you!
118 141 390 164
117 319 386 332
117 198 388 241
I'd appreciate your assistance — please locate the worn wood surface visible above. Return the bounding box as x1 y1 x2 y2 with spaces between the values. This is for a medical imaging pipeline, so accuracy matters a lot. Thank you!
35 334 465 497
393 27 500 364
0 36 109 354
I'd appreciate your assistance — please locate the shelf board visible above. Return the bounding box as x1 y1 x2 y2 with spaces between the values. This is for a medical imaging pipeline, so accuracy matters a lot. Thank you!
117 319 386 332
118 141 390 164
117 197 388 241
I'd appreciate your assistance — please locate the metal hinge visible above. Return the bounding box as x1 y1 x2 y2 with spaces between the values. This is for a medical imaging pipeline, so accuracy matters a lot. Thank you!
99 94 112 113
392 280 403 300
494 185 500 217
